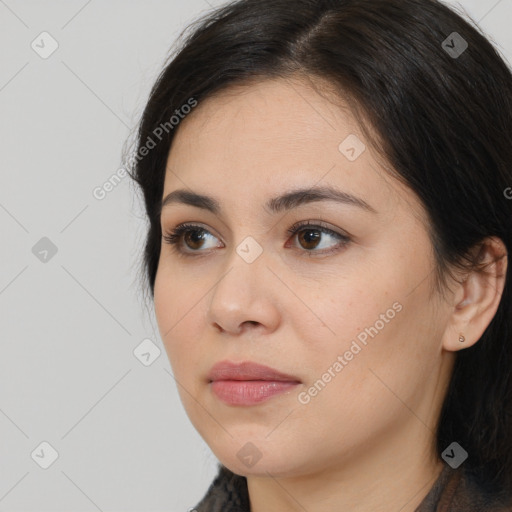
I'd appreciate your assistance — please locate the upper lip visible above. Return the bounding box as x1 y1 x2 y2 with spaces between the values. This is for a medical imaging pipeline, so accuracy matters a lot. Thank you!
207 360 301 383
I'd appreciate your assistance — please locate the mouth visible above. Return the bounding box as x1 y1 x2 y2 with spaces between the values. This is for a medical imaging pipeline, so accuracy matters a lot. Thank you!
207 360 301 406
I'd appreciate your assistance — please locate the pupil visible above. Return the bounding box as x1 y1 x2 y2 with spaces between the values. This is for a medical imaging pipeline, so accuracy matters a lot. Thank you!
187 230 205 249
301 229 320 249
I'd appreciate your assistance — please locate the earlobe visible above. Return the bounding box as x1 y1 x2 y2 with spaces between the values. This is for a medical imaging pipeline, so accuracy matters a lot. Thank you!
441 236 508 353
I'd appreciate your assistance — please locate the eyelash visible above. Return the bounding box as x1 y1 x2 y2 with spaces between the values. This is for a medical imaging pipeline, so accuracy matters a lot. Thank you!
162 221 351 258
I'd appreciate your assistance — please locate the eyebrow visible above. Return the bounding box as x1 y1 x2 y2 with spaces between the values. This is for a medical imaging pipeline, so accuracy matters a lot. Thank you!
159 185 377 217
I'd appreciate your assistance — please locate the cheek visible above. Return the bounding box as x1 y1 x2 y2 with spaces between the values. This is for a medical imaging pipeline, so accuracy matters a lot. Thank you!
153 267 201 376
298 253 439 398
298 279 397 358
307 284 440 417
292 303 436 452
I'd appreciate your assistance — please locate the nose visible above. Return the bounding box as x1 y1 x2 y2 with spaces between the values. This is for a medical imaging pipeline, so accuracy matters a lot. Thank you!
206 248 281 336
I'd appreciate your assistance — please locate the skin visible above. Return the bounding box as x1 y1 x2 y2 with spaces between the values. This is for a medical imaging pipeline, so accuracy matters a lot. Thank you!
153 76 507 512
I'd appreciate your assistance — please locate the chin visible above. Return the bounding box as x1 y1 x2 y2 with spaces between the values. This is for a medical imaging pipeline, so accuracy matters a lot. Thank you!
219 456 297 478
206 437 309 478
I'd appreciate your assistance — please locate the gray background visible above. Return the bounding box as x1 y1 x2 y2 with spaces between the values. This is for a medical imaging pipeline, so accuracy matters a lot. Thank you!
0 1 510 510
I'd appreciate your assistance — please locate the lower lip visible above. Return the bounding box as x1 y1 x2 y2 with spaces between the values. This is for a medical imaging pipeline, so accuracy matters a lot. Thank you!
210 380 300 406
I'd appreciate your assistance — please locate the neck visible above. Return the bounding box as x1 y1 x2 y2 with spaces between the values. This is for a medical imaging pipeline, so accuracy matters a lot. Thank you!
246 421 445 512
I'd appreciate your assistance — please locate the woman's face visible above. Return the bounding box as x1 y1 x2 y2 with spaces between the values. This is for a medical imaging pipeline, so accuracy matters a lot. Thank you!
154 77 455 478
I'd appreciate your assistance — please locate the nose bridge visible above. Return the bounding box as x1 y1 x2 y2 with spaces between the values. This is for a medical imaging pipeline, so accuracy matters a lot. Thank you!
206 236 280 333
212 236 267 307
219 229 269 287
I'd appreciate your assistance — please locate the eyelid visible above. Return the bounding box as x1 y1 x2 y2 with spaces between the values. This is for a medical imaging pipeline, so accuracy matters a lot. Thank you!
286 219 349 238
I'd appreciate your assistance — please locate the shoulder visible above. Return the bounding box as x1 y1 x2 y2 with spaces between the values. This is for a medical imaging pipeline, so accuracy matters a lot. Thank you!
193 464 249 512
191 463 512 512
417 465 512 512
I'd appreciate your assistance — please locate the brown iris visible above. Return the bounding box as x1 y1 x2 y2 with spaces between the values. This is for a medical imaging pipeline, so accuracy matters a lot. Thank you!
297 228 321 250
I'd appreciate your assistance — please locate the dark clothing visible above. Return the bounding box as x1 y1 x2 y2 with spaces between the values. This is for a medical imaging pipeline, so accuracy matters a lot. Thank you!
193 463 512 511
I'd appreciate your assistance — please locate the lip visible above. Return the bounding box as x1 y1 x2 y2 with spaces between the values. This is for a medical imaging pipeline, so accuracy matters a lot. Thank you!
207 360 301 406
207 360 301 383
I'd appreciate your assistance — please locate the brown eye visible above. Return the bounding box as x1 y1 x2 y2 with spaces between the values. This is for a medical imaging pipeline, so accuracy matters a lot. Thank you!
286 221 351 256
297 228 322 250
162 224 221 254
163 221 351 258
183 229 208 250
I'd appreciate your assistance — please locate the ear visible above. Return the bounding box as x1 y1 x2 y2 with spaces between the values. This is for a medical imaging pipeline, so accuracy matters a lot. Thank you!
442 236 508 352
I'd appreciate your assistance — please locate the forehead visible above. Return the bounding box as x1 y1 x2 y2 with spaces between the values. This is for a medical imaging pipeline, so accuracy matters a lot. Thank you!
170 76 360 155
163 77 424 223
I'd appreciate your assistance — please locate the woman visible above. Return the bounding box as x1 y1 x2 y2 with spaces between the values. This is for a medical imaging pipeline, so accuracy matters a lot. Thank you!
127 0 512 510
